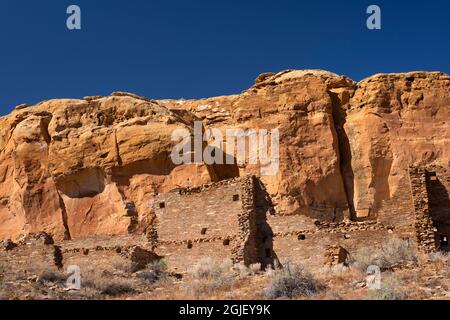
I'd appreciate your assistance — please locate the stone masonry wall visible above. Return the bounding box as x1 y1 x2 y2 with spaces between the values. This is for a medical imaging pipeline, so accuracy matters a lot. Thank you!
427 165 450 251
409 166 437 253
148 171 432 270
231 175 259 265
5 167 446 274
376 173 416 239
153 176 261 271
265 170 423 268
1 234 161 279
268 218 395 268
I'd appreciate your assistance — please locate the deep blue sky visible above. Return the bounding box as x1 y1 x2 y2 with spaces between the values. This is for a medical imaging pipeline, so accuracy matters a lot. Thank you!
0 0 449 115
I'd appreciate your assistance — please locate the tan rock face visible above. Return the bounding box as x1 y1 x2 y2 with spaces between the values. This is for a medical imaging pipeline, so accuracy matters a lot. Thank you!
162 70 357 219
0 70 448 240
344 72 449 218
0 94 215 241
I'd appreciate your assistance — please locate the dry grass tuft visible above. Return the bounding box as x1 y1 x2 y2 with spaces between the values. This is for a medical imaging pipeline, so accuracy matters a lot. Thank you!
366 276 407 300
233 263 261 277
185 257 236 298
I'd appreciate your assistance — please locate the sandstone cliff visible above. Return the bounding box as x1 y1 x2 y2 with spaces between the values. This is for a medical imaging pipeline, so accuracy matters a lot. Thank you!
0 70 448 241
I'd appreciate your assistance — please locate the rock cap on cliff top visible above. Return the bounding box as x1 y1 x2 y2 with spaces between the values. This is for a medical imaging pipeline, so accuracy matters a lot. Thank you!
7 69 448 111
359 71 450 84
253 69 356 89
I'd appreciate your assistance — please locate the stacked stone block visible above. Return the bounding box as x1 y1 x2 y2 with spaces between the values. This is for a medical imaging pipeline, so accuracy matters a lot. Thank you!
409 166 436 253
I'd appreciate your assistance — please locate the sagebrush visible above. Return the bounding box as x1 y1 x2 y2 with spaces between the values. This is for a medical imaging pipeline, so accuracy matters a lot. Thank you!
136 259 168 284
185 257 236 298
367 277 407 300
350 238 417 271
264 262 319 299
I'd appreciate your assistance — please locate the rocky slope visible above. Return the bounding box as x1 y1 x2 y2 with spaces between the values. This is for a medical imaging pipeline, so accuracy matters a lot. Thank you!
0 70 448 241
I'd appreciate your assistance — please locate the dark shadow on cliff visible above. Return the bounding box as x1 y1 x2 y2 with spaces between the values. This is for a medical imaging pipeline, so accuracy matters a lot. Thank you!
203 145 240 181
252 177 280 269
426 172 450 252
55 167 106 198
329 91 356 219
111 155 177 187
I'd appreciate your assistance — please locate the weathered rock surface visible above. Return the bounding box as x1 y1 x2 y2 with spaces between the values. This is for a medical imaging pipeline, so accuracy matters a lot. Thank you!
0 94 215 240
344 72 449 218
161 70 357 220
0 70 448 240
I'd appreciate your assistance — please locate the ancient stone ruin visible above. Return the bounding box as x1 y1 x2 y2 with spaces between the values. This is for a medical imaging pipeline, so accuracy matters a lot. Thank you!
0 70 448 272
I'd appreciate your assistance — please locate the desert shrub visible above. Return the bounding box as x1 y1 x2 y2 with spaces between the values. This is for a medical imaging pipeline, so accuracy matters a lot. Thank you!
38 270 67 284
319 263 352 276
321 288 344 300
84 277 136 296
136 259 168 284
264 262 319 299
0 264 4 282
367 277 407 300
233 262 263 278
137 270 159 284
351 238 417 271
112 259 133 274
234 263 250 277
189 257 233 279
186 257 236 297
233 262 262 277
377 238 417 268
100 281 135 296
82 270 136 296
150 259 168 274
0 265 4 299
249 263 262 275
429 251 449 263
349 247 374 271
